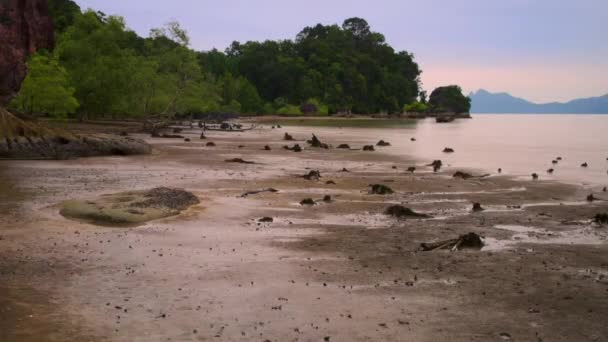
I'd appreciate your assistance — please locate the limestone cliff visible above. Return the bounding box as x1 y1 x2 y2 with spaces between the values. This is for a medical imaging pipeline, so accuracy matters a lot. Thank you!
0 0 55 105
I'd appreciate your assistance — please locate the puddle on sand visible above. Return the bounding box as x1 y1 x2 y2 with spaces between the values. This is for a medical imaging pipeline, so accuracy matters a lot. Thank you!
483 224 608 251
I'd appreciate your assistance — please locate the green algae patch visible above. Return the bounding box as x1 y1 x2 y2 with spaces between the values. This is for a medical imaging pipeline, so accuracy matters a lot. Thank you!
60 188 199 226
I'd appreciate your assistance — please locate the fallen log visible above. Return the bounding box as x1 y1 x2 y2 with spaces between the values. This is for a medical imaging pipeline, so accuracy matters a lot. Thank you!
420 233 484 251
240 188 279 198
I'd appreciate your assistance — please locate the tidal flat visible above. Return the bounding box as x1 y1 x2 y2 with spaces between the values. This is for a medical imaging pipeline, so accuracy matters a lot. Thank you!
1 119 607 341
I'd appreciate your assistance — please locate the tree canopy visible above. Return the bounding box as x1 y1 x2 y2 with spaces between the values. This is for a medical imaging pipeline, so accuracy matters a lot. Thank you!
14 1 461 119
428 85 471 114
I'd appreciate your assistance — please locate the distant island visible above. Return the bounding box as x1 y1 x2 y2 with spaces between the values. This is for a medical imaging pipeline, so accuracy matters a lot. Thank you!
469 89 608 114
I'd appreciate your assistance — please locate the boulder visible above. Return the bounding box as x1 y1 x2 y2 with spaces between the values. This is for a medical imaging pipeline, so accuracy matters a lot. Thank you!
284 133 294 141
337 144 351 149
443 147 455 153
407 166 416 173
60 187 199 226
376 140 391 147
362 145 375 151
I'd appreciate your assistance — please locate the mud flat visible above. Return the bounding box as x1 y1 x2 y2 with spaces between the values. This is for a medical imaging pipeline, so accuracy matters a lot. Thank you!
0 120 607 341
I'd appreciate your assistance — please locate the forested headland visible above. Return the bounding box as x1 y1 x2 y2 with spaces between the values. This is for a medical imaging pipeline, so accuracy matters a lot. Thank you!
9 0 469 120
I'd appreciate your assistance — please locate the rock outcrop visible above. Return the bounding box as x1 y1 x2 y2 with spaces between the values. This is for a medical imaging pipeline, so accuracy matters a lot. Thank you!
0 0 54 105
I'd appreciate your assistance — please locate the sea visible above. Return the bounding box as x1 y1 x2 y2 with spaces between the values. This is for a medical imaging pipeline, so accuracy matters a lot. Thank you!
281 114 608 187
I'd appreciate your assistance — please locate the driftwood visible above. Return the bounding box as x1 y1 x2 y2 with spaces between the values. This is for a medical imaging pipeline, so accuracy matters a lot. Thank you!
240 188 279 198
385 205 429 219
225 158 256 164
453 171 491 180
369 184 394 195
301 170 321 181
420 233 484 251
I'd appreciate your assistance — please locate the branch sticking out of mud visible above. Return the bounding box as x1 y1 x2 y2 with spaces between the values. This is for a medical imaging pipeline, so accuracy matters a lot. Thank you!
384 205 429 219
225 158 256 164
420 233 484 251
369 184 394 195
240 188 279 198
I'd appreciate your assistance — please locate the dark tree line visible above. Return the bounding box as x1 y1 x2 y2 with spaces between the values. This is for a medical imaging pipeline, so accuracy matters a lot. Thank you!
10 0 469 118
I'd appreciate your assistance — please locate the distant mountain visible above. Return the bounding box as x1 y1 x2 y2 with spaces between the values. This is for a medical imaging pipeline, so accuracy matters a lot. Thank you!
469 89 608 114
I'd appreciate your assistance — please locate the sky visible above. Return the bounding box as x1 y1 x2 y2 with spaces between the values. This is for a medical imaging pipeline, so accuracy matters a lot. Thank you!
75 0 608 103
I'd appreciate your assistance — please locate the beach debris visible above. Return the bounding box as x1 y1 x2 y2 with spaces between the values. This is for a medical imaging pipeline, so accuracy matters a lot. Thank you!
369 184 394 195
152 133 184 139
498 168 502 173
283 144 302 152
420 232 484 251
443 147 455 153
472 203 484 212
184 138 191 142
429 160 443 172
498 333 512 341
200 132 206 139
119 131 129 136
407 166 416 173
326 180 336 185
258 217 274 223
264 145 271 151
547 168 554 174
587 194 597 202
363 145 375 151
225 158 256 164
337 144 351 149
552 160 558 164
206 142 216 147
277 125 282 128
532 173 539 180
238 145 245 148
307 134 329 149
557 157 562 161
603 186 607 192
581 162 588 168
323 195 332 202
300 198 316 206
302 170 321 181
240 188 279 198
384 205 429 219
453 171 473 179
341 168 350 172
284 133 295 141
376 140 391 147
60 187 199 226
411 138 416 141
594 213 608 224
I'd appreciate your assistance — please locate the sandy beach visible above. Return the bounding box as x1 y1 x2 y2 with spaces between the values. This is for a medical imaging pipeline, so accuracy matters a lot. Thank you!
1 120 607 341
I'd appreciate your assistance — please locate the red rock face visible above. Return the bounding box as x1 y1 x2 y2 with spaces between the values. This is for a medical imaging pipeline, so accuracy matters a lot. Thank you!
0 0 54 105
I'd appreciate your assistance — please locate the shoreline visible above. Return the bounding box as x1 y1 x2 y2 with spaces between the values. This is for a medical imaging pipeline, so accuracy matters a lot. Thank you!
1 121 607 341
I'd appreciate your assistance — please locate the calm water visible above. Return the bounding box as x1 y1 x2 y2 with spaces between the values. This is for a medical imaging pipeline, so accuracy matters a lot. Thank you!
284 114 608 187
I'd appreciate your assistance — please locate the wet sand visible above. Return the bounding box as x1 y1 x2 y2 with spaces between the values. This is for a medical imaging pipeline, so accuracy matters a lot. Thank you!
1 122 607 341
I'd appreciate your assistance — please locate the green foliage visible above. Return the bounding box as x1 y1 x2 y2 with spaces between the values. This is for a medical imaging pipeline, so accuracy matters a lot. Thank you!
48 0 82 32
301 98 329 116
403 101 428 113
207 17 421 114
428 85 471 113
33 4 422 119
276 105 303 116
9 53 79 117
